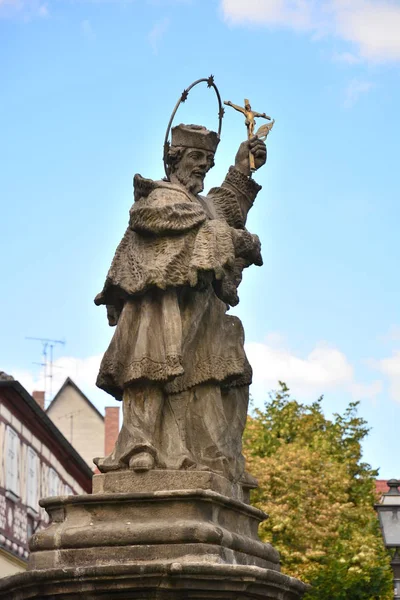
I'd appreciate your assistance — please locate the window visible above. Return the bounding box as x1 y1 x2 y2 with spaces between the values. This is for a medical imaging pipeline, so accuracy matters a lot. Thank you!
5 426 20 497
64 484 73 496
48 468 59 497
26 447 38 510
27 514 35 539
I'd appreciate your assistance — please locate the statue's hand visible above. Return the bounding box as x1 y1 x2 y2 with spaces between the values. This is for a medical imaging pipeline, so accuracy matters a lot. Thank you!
231 230 263 267
234 136 267 177
250 234 263 266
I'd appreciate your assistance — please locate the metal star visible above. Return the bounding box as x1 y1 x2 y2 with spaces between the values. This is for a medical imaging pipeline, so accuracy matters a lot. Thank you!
181 89 189 102
207 75 215 88
219 107 225 119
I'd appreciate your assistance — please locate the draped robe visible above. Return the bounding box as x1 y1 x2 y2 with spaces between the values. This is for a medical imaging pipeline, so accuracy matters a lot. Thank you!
94 168 262 483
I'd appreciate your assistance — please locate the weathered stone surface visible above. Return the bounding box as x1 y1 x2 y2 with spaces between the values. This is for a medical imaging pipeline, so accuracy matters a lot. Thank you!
0 371 14 381
28 488 278 571
92 468 255 503
93 123 266 483
0 562 308 600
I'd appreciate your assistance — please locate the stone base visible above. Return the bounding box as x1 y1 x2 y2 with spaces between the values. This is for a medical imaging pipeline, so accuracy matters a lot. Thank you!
92 468 256 503
28 489 278 571
0 471 308 599
0 562 308 599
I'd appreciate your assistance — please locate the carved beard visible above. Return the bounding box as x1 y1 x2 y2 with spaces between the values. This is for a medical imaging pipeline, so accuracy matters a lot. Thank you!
175 170 205 195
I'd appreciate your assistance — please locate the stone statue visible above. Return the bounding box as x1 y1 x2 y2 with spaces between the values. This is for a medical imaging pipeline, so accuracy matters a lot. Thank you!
0 81 309 600
94 90 269 486
0 371 14 381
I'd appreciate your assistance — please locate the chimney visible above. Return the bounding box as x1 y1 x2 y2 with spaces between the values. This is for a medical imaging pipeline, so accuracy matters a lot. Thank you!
32 391 45 410
104 407 120 456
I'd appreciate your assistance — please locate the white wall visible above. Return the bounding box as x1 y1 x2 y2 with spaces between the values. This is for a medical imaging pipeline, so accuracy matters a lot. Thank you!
0 549 26 578
47 385 104 470
0 400 87 578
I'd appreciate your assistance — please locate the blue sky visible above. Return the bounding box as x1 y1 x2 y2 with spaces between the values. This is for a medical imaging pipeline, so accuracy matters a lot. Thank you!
1 0 400 478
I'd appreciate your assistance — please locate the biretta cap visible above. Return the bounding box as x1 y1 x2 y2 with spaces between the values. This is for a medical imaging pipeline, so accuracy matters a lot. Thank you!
171 124 220 153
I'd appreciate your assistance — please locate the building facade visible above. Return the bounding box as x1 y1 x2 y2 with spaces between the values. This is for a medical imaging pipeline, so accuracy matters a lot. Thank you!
0 374 92 577
46 377 120 472
46 377 106 471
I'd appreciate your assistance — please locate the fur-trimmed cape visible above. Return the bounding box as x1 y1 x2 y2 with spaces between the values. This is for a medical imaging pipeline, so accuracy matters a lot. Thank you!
95 174 262 322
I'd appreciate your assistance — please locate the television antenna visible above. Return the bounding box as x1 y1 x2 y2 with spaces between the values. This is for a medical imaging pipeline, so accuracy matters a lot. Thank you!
26 337 66 406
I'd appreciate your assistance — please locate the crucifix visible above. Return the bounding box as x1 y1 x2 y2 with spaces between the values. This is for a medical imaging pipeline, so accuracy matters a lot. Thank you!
224 98 272 172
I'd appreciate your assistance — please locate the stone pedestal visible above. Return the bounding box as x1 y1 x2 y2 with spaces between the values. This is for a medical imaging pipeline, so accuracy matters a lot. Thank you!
0 471 308 599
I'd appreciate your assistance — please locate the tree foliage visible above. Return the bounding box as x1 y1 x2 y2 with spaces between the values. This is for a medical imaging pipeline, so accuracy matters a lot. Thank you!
243 382 392 599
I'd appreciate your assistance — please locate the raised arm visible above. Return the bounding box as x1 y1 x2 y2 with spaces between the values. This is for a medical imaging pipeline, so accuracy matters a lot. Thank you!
207 137 266 227
252 111 271 120
224 100 246 115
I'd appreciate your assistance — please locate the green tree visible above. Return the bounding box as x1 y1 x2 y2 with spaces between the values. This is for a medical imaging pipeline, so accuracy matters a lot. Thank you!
243 382 392 599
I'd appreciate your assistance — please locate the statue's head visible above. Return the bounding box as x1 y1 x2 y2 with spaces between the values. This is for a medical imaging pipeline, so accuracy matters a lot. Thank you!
245 100 251 111
166 124 220 195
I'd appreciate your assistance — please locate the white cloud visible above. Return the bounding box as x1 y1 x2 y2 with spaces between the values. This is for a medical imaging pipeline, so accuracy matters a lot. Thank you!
221 0 321 31
7 336 385 416
332 51 362 65
0 0 48 18
12 342 353 406
374 351 400 402
246 338 383 404
0 0 21 15
350 379 383 401
148 17 170 54
221 0 400 62
264 331 288 348
380 325 400 343
343 78 374 108
334 0 400 61
246 340 353 401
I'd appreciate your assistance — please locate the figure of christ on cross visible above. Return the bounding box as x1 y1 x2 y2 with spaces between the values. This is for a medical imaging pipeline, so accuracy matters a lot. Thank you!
224 99 271 171
224 99 271 138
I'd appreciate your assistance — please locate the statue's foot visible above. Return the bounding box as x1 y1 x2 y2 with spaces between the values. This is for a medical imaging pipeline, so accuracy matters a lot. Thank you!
129 451 154 472
93 456 124 473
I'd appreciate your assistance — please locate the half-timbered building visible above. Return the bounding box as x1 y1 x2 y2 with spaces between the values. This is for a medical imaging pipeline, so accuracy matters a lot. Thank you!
0 373 92 577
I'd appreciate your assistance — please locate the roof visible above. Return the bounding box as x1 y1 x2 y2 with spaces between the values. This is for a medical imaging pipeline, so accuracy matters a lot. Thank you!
47 376 104 421
375 479 397 499
0 379 93 491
